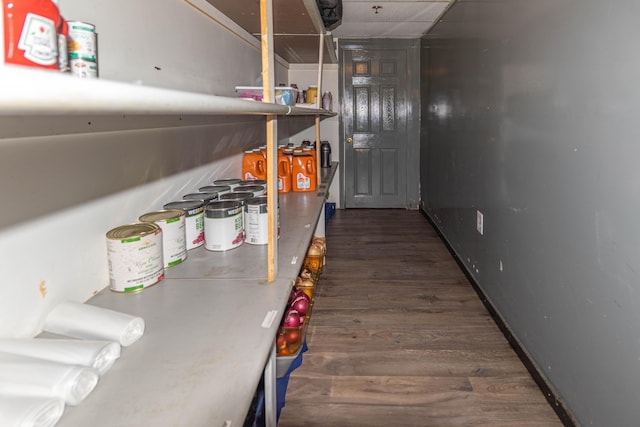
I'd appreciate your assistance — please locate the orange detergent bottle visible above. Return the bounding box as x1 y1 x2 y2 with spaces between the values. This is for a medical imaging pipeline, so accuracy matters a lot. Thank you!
303 146 316 167
3 0 61 69
242 149 266 180
292 151 316 192
284 148 294 173
278 152 292 193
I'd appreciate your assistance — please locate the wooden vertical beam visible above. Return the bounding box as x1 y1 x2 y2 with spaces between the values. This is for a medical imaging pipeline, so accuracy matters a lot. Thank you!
260 1 277 422
260 0 278 285
260 2 277 424
315 32 325 185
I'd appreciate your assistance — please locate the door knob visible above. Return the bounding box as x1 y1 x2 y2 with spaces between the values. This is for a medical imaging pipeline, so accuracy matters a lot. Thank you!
346 137 353 144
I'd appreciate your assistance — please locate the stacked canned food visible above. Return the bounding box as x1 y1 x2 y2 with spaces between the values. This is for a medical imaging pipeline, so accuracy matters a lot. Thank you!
106 176 277 293
106 210 185 293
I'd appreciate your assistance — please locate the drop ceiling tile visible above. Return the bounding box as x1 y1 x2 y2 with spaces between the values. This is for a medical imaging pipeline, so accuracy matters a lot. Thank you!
333 21 440 37
341 2 447 23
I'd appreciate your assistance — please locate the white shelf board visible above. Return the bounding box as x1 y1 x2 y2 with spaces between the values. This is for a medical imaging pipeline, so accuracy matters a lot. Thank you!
0 65 334 117
55 277 292 427
165 163 338 282
54 163 338 427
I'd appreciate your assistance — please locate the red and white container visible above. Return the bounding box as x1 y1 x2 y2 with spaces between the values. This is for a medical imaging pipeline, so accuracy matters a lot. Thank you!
3 0 61 69
204 200 244 251
139 209 187 268
106 222 164 293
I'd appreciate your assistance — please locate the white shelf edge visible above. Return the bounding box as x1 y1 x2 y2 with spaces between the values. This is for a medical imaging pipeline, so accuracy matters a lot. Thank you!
0 65 332 117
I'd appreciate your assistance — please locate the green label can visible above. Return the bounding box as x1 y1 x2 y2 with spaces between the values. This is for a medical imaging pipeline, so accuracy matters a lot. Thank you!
204 201 244 251
106 222 164 292
139 209 187 268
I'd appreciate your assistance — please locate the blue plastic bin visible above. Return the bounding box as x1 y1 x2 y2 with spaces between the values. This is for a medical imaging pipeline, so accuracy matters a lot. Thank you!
247 341 308 426
277 341 308 420
325 202 336 226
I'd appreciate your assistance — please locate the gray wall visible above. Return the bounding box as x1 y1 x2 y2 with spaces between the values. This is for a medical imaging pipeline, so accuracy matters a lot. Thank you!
421 1 640 425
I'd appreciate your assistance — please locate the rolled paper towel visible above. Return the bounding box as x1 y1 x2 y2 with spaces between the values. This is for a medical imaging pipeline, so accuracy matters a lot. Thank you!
43 302 145 347
0 395 65 427
0 339 121 376
0 353 99 406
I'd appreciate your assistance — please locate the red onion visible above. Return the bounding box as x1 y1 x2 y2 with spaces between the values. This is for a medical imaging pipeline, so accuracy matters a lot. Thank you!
283 309 301 327
293 288 309 302
288 289 297 305
292 296 309 316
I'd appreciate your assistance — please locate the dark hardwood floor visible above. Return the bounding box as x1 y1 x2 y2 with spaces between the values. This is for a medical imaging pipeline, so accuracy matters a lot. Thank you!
278 209 562 427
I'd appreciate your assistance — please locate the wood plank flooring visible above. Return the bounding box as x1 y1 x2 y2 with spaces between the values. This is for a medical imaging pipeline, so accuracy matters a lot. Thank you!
278 209 562 427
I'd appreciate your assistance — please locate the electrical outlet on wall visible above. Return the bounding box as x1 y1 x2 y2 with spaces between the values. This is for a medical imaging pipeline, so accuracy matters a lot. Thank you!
476 210 484 235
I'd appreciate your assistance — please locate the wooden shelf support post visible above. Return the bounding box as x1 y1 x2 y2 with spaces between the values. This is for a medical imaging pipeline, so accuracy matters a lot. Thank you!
260 0 279 286
315 31 325 185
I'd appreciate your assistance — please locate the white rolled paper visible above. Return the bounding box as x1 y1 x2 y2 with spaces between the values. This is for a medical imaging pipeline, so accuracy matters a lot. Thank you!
43 302 145 347
0 353 99 406
0 395 65 427
0 339 121 376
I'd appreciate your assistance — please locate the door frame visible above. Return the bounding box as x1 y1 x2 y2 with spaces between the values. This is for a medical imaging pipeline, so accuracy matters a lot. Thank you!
338 38 421 209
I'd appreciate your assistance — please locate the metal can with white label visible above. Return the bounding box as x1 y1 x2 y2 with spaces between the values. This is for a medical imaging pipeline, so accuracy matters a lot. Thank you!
219 192 253 205
244 197 268 245
67 21 98 77
238 179 267 187
204 201 244 251
234 185 266 197
139 209 187 268
163 200 205 250
183 192 218 204
106 222 164 293
219 192 253 229
213 178 242 191
70 59 98 78
67 21 97 61
198 185 231 196
244 197 280 245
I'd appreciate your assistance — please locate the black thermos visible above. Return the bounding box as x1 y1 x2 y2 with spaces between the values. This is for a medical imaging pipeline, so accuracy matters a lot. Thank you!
320 141 331 168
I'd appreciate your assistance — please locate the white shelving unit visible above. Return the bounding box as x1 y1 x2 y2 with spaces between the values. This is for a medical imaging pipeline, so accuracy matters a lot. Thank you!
0 65 334 117
54 164 338 427
1 0 335 424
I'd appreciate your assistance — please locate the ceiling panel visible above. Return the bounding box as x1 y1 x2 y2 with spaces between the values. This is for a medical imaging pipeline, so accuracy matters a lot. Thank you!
206 0 457 63
205 0 337 63
332 1 451 38
341 2 446 23
333 21 442 38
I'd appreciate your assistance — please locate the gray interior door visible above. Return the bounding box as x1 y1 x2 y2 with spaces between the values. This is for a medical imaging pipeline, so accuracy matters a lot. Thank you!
341 43 409 208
